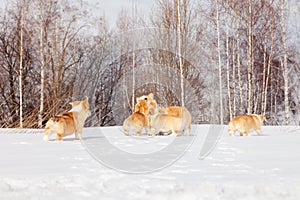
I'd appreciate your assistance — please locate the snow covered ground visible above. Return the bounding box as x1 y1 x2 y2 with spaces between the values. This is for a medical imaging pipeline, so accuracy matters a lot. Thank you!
0 125 300 200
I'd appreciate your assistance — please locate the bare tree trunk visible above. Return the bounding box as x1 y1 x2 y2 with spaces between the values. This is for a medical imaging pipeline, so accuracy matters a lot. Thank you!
263 16 275 116
209 43 217 123
275 67 280 124
234 5 243 115
225 0 232 121
247 0 252 115
19 6 24 128
38 0 45 128
261 28 267 114
270 73 274 123
281 0 289 125
207 20 217 123
261 5 271 115
215 0 223 124
132 51 135 109
232 39 236 117
177 0 184 107
131 0 137 110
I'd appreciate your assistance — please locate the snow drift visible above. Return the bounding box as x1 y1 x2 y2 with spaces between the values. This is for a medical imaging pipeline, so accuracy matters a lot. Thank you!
0 125 300 200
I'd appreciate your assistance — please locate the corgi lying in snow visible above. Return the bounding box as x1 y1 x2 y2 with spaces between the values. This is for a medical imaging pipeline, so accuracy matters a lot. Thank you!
137 93 192 136
228 114 266 136
44 97 90 141
123 99 150 136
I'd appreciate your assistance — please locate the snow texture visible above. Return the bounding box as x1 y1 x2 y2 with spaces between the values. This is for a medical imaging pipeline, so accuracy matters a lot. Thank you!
0 125 300 200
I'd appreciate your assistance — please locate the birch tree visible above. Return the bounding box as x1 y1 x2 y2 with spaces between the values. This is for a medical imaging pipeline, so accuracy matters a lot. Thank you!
262 6 275 116
246 0 253 115
150 0 198 106
18 1 25 128
215 0 223 124
177 0 184 106
234 2 243 115
225 0 232 120
281 0 289 125
38 0 45 128
131 1 137 110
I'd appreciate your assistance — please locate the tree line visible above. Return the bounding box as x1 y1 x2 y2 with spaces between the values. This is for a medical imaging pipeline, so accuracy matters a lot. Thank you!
0 0 299 128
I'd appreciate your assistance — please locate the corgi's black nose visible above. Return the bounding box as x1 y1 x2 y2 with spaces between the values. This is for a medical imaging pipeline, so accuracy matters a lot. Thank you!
144 97 147 100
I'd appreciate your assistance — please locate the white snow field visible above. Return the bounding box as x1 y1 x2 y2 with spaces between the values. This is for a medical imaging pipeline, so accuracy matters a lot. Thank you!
0 125 300 200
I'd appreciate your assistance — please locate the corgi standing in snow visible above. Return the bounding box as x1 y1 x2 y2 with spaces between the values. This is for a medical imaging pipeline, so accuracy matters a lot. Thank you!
228 114 266 136
123 99 150 136
137 93 192 136
44 97 90 141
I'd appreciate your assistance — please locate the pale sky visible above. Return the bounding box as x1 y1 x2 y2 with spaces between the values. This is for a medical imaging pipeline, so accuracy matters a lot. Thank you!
97 0 153 26
0 0 298 36
0 0 154 28
86 0 154 31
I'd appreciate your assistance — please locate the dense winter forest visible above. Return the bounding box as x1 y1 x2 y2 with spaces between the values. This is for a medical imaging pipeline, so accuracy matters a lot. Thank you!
0 0 299 128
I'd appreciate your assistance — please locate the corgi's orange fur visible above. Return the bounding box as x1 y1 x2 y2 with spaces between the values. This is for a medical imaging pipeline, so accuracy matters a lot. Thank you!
149 108 187 136
138 93 192 136
137 93 157 115
44 97 90 141
123 99 150 136
228 114 266 136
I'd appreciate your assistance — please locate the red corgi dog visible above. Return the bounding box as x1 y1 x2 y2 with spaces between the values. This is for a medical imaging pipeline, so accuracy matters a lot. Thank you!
44 97 90 141
137 93 192 136
123 99 150 136
228 114 266 136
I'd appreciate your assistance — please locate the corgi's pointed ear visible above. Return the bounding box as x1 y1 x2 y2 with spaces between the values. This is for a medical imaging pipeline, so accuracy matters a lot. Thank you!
82 96 87 104
83 97 89 107
148 93 154 99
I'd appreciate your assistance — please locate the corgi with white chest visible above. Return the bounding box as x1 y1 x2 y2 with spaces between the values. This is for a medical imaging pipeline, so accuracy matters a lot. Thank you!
44 97 90 141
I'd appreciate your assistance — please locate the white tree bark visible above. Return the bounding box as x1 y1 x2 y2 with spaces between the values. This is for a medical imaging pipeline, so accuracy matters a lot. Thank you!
235 6 243 114
19 5 24 128
281 0 289 125
177 0 185 107
263 16 275 116
38 0 45 128
225 0 232 120
131 1 137 110
215 0 223 124
247 0 252 115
